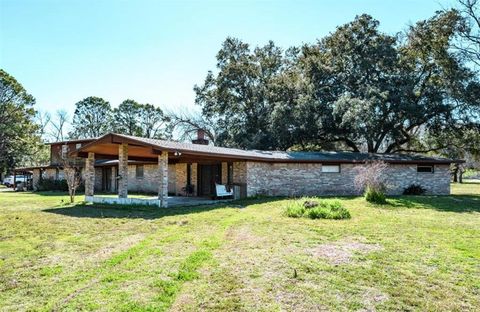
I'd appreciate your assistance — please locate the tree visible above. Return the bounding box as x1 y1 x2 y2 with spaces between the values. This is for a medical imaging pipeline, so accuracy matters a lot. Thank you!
455 0 480 67
194 38 286 149
113 100 170 139
169 109 218 143
70 96 113 138
194 13 479 153
136 103 170 139
60 145 82 203
49 110 69 142
113 99 142 136
297 12 479 153
0 69 43 173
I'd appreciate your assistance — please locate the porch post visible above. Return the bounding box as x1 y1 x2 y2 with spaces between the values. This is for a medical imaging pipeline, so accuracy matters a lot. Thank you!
118 143 128 198
110 166 117 193
85 152 95 198
158 152 168 207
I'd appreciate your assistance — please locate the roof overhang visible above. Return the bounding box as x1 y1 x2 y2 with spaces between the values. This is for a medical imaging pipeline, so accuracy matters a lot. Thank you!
69 133 463 164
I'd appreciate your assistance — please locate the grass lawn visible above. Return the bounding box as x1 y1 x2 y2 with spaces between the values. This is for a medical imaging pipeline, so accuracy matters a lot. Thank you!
0 184 479 311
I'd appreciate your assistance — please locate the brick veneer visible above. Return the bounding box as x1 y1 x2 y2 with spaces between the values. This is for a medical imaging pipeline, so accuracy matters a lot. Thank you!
245 162 450 197
118 143 128 198
84 152 95 196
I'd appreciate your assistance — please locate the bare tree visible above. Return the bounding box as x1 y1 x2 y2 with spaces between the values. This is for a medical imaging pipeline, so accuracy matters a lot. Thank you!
456 0 480 67
61 144 82 203
50 110 69 142
35 111 51 139
354 161 389 195
168 109 218 143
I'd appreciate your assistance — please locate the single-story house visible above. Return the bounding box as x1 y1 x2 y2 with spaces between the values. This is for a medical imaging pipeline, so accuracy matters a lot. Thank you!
19 131 459 207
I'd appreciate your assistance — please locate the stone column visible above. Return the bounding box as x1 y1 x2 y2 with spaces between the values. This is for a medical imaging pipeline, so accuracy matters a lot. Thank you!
191 163 198 196
32 169 40 191
110 166 117 193
118 143 128 198
85 152 95 197
158 152 168 207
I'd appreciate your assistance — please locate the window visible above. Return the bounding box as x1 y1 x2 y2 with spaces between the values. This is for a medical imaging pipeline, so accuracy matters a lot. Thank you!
417 165 434 173
322 164 340 173
227 162 233 185
61 145 68 159
76 143 82 149
136 165 144 178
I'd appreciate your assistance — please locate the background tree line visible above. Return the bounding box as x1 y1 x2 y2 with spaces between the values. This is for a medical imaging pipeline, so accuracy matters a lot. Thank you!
1 0 479 178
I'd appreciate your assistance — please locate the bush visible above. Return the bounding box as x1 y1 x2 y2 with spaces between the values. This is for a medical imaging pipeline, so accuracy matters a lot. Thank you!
364 186 387 204
36 178 85 192
403 184 426 195
285 199 350 220
354 161 389 204
285 201 306 218
36 178 69 191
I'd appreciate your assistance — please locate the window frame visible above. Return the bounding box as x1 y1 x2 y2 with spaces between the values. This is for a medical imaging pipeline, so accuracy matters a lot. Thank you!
417 165 434 173
135 164 144 179
322 164 341 173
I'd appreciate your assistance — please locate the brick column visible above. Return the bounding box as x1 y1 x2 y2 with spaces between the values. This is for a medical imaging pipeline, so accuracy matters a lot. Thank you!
191 163 198 196
118 143 128 198
32 169 40 191
110 166 116 193
158 153 168 207
221 162 228 184
85 152 95 197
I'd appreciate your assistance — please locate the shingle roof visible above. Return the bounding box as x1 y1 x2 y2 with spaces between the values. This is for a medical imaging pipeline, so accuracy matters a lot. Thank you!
111 133 458 164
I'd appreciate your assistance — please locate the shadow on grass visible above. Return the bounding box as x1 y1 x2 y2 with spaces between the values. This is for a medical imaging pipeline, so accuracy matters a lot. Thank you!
387 195 480 213
42 197 285 220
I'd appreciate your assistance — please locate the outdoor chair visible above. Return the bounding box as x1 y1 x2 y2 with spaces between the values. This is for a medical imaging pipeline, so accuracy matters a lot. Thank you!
215 183 233 199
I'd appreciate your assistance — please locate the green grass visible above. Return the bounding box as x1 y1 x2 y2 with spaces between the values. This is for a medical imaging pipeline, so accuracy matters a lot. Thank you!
0 184 479 311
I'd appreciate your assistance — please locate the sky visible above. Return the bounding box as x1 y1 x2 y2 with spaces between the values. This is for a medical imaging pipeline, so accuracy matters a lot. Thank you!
1 0 455 119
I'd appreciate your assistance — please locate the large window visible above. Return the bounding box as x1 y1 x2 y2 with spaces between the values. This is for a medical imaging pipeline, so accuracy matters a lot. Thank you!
417 165 434 173
322 164 340 173
136 165 144 178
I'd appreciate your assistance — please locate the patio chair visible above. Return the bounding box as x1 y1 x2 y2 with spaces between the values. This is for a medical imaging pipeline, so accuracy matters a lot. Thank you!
215 183 233 199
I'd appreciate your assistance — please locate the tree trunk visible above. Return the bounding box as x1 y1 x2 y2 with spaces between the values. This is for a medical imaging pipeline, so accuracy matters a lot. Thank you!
459 170 463 184
453 167 458 182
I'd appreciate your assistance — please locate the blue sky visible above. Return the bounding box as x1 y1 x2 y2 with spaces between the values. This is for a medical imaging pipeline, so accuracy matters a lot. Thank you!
1 0 454 118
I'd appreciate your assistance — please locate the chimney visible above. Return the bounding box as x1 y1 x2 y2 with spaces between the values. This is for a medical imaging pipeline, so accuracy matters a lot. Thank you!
192 129 209 145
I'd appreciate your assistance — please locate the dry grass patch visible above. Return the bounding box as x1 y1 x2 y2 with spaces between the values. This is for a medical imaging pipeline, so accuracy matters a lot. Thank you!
310 238 383 265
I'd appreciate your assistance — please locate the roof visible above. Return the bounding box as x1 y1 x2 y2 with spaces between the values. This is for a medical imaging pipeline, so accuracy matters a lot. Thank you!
47 138 97 145
76 133 460 164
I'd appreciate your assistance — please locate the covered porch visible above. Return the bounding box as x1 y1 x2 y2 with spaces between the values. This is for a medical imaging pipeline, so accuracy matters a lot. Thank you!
73 133 245 207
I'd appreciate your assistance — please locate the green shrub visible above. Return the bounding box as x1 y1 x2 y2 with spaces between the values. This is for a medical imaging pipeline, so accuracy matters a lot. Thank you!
36 178 69 191
36 178 84 192
285 201 305 218
364 186 387 204
285 199 350 220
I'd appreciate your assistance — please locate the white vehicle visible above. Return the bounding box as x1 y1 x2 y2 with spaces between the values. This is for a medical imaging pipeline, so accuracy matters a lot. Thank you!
3 175 28 187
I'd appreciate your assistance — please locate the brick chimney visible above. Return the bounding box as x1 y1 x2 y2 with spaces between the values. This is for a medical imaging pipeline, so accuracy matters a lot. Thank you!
192 129 209 145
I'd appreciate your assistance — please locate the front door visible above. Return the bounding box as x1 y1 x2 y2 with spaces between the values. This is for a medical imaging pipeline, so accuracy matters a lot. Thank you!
102 167 112 192
198 164 221 196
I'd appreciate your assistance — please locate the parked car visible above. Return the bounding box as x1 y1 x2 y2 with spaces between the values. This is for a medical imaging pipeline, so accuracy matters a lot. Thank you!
3 175 28 187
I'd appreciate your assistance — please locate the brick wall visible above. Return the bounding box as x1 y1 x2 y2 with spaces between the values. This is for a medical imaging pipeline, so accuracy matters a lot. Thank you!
126 164 176 194
245 162 450 197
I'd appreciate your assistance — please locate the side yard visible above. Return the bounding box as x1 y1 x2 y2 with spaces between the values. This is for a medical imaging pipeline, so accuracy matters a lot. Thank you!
0 183 479 311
